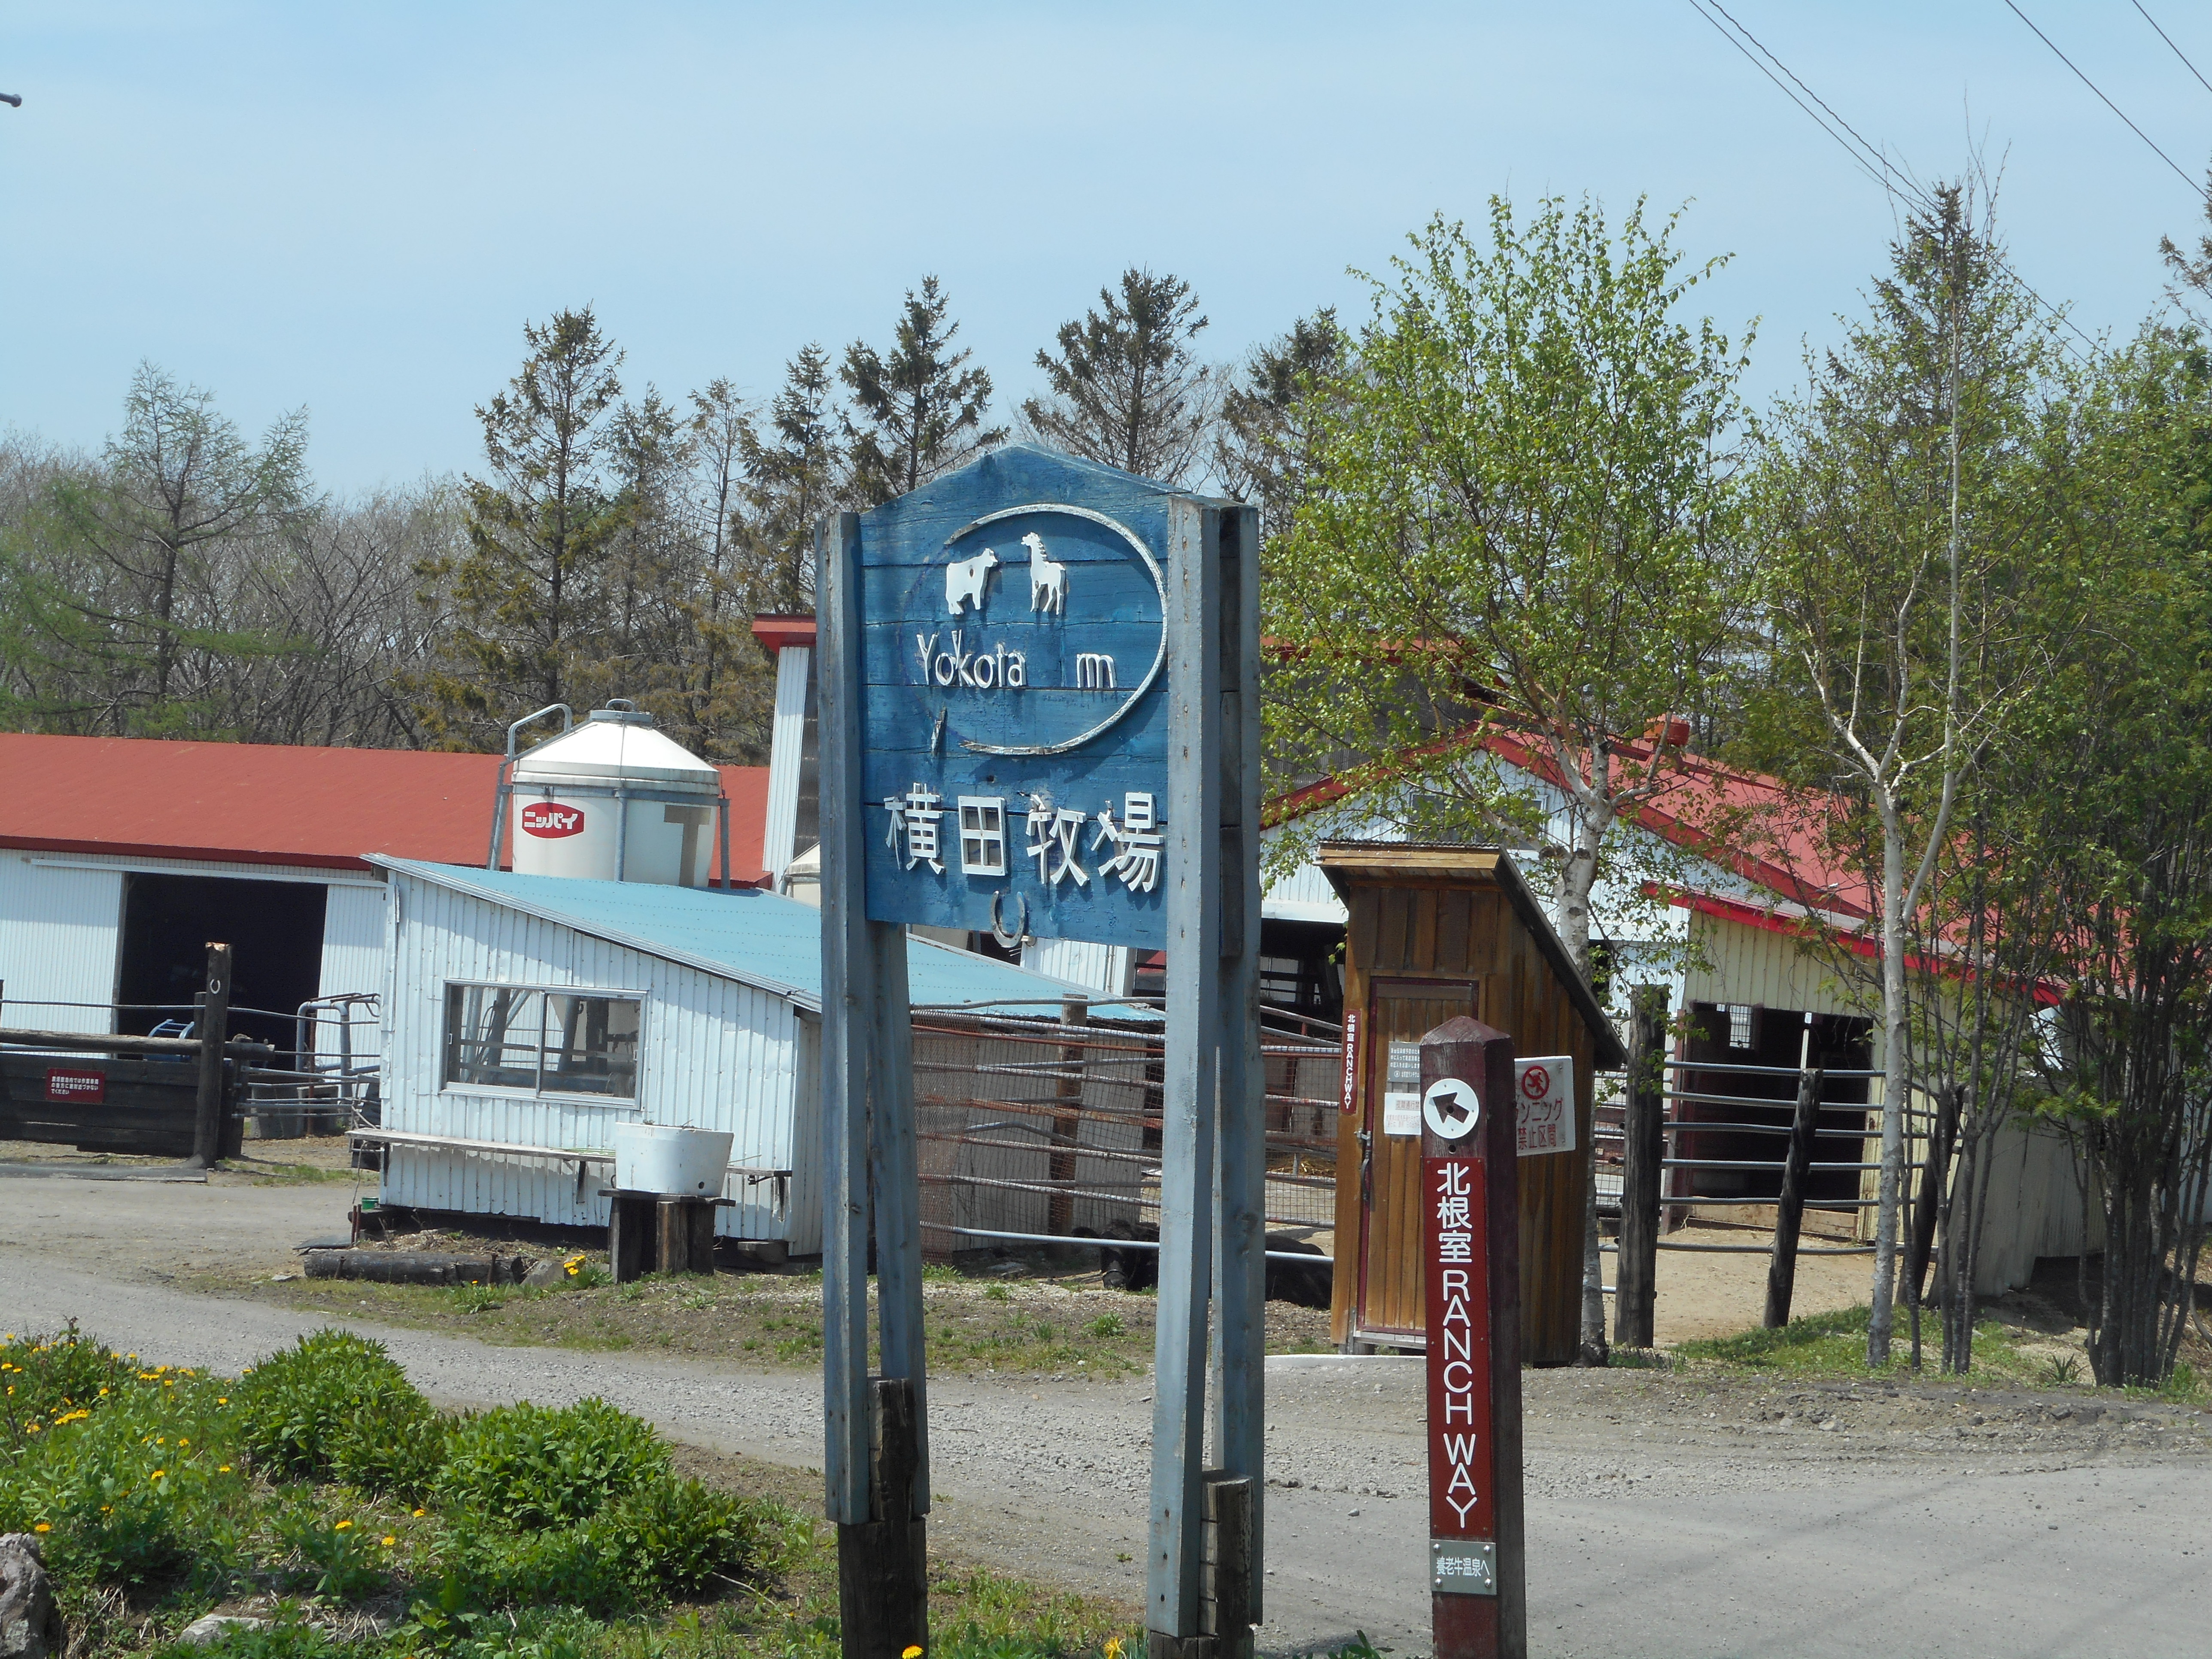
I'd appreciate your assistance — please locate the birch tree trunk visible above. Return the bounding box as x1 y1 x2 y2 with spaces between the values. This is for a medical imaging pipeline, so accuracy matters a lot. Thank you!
1868 795 1910 1364
1555 799 1612 1366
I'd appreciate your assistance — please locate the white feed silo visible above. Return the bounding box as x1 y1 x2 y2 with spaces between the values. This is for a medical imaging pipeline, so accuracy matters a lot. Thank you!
502 701 726 887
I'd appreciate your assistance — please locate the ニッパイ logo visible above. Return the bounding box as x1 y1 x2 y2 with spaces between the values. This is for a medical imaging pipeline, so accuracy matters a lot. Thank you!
520 802 586 838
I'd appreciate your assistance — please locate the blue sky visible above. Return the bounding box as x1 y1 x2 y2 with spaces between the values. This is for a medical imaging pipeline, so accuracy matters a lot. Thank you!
5 2 2210 492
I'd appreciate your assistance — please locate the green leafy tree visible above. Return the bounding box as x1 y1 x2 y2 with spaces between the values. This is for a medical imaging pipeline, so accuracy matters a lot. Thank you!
1021 267 1216 485
842 278 1002 506
1267 198 1752 1365
1748 184 2062 1366
1214 309 1345 541
2016 325 2212 1388
415 308 627 747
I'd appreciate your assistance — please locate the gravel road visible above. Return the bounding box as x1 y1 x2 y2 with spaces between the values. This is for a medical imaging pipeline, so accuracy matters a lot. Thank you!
4 1176 2207 1658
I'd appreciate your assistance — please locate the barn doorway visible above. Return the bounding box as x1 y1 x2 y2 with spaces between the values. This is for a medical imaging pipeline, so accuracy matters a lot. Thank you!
1675 1003 1875 1206
116 873 328 1061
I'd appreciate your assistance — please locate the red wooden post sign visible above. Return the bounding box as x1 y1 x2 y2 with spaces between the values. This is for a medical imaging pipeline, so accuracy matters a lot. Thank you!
1418 1016 1525 1659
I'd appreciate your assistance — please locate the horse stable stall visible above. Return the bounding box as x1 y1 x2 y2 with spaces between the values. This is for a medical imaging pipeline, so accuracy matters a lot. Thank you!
1323 844 1626 1364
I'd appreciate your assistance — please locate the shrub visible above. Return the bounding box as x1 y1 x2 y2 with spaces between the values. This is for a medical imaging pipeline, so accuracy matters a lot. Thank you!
270 1504 391 1601
233 1330 443 1495
590 1477 779 1596
152 1611 344 1659
0 1326 136 1430
429 1477 779 1615
434 1399 668 1531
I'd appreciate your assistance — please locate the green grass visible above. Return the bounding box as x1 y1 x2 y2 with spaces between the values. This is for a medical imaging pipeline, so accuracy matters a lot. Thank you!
1670 1303 2189 1394
240 1161 362 1186
0 1327 1138 1659
1674 1303 2060 1380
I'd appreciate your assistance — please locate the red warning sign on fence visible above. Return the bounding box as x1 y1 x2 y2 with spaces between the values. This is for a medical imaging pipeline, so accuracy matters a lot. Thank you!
45 1067 106 1103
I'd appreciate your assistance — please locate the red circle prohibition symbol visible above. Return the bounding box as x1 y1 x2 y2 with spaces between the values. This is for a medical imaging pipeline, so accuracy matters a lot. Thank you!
1520 1064 1551 1100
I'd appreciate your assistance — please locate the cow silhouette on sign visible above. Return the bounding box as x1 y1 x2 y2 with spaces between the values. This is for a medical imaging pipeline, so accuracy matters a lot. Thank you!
945 548 999 616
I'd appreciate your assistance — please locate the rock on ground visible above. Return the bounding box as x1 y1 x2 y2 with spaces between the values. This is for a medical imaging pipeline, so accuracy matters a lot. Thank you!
0 1534 63 1659
177 1616 271 1647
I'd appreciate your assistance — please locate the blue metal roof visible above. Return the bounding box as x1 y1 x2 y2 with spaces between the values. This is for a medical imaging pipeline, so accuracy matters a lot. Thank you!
368 856 1153 1021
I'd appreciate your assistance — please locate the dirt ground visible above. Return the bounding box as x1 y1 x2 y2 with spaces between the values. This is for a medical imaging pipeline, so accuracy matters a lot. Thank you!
0 1135 2123 1369
9 1162 2212 1655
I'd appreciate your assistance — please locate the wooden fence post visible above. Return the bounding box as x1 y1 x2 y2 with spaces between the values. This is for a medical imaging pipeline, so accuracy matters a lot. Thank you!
188 942 232 1170
1048 995 1088 1235
836 1378 927 1656
1763 1065 1824 1330
1613 986 1666 1349
1905 1084 1959 1307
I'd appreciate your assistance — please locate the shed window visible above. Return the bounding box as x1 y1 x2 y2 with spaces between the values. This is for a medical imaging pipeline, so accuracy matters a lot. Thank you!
444 985 640 1097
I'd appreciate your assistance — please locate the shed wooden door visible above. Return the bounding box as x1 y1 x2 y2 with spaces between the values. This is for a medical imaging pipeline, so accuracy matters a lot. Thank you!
1355 978 1477 1338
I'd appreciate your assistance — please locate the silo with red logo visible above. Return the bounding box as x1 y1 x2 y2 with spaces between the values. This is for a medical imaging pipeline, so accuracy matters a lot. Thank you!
507 702 725 886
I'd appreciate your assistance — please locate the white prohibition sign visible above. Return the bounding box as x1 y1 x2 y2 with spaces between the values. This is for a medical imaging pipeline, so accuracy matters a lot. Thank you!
1422 1076 1481 1142
939 503 1168 758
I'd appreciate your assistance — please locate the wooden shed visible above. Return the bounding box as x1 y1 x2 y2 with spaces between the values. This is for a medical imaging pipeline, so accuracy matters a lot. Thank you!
1322 844 1627 1364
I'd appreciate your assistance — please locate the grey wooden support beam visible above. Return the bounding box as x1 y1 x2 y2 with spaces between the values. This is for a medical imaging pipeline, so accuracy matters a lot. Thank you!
1151 495 1224 1647
1209 504 1265 1637
869 912 930 1509
1613 986 1667 1349
187 942 232 1170
819 510 874 1529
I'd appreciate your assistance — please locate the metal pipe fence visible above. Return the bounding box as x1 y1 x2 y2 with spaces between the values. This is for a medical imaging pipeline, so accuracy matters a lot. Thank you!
909 998 1342 1260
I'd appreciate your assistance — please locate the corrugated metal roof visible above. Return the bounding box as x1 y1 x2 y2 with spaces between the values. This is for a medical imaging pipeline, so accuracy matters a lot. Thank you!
0 733 769 882
370 856 1152 1021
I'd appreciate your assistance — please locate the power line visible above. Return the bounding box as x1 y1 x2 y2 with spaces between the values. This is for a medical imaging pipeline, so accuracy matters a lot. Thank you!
1680 0 2100 358
1700 0 1914 199
1681 0 1897 198
2130 2 2212 103
2002 0 2210 204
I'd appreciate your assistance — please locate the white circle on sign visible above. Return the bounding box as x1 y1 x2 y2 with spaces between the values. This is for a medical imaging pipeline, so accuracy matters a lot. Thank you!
1422 1076 1480 1141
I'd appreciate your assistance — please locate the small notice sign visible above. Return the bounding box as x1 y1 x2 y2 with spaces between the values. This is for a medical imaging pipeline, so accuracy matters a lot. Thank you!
1383 1039 1423 1136
46 1067 106 1104
1339 1011 1361 1114
1514 1055 1574 1156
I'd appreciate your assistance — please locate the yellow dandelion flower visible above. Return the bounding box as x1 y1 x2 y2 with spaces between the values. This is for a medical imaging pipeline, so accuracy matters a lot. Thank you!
218 1465 232 1474
99 1387 109 1396
411 1508 425 1517
903 1647 924 1658
216 1397 228 1405
151 1469 165 1479
32 1523 49 1534
334 1520 352 1531
177 1439 189 1447
24 1423 40 1434
381 1535 396 1547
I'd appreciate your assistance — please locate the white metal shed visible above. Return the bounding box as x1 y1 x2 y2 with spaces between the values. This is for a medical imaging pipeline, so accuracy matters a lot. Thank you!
367 856 1130 1254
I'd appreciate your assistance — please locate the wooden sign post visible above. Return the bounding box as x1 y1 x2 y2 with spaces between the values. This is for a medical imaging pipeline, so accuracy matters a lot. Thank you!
817 447 1262 1659
1418 1017 1525 1659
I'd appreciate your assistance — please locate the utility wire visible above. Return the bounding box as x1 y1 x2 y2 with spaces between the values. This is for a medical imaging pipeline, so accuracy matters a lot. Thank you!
2130 1 2212 103
1680 0 2100 358
1682 0 1897 197
1699 0 1914 200
2002 0 2211 204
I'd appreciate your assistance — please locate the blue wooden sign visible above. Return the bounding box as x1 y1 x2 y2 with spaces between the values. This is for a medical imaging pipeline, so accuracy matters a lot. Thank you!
854 444 1176 949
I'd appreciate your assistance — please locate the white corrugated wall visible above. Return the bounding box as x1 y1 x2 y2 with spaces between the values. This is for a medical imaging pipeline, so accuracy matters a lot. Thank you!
317 883 389 1062
379 872 802 1243
0 853 123 1032
1019 938 1131 996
